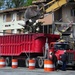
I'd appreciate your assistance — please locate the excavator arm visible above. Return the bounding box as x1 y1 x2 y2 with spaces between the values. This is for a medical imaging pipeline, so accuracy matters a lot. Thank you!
45 0 75 13
31 0 75 14
46 0 67 13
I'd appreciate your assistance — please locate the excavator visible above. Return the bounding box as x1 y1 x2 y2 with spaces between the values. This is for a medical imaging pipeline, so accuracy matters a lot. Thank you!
23 0 75 33
24 0 75 20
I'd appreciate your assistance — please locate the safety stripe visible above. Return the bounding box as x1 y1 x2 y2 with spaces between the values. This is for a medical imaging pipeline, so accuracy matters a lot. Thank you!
0 62 5 65
44 64 54 68
12 62 18 65
29 63 35 66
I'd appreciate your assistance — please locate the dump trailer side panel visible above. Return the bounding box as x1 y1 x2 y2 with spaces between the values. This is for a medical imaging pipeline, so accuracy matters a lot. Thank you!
0 33 46 56
0 33 60 56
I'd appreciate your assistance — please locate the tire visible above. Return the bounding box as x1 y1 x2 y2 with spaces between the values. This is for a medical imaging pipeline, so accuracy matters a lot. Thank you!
5 57 11 66
72 65 75 70
25 58 29 67
37 58 44 68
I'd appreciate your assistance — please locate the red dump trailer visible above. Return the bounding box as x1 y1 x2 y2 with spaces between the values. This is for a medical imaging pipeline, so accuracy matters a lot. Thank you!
0 33 60 67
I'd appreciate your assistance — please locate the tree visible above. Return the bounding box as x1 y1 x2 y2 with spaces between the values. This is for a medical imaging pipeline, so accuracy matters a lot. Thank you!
0 0 37 9
25 0 33 6
1 0 27 9
0 0 3 6
4 0 13 9
12 0 26 8
4 0 26 9
0 0 4 9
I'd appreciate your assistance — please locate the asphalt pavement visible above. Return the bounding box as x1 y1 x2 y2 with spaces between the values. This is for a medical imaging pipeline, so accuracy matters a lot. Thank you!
0 67 75 75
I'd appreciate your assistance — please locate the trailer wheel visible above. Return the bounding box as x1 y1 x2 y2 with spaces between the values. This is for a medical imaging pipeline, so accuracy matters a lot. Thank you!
25 58 29 67
72 65 75 70
38 58 44 68
5 57 11 66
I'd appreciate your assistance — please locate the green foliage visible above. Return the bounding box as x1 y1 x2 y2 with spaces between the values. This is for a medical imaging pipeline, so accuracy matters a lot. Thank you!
5 0 13 9
0 0 3 6
24 0 37 6
12 0 26 8
0 0 4 9
1 0 27 9
0 0 37 9
25 0 33 6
